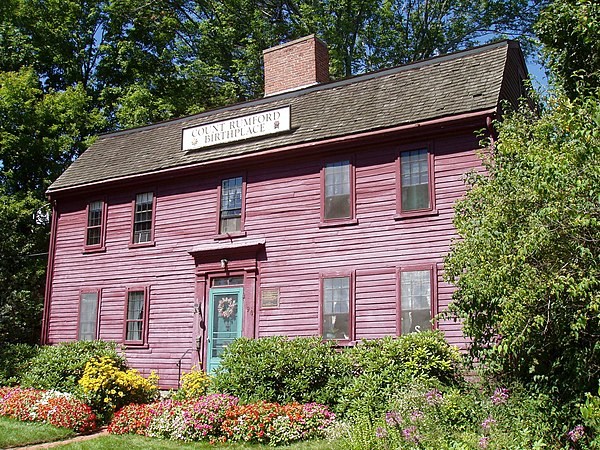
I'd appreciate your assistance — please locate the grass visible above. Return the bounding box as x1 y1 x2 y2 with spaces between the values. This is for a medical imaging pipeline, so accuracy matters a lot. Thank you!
54 434 343 449
0 418 342 450
0 415 75 447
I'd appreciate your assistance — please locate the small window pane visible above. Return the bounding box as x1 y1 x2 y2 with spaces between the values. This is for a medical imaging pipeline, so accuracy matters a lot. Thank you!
401 149 430 211
322 276 350 340
324 161 351 220
401 270 431 334
133 193 153 243
220 177 242 233
79 292 98 340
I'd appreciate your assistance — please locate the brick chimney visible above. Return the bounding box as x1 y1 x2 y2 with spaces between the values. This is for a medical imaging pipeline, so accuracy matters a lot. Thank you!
263 35 330 97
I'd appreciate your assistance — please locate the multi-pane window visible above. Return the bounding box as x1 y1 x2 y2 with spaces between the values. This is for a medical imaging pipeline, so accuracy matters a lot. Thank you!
322 276 350 340
86 201 104 247
400 149 430 211
400 270 432 334
219 177 243 233
133 192 153 244
324 161 351 220
78 291 99 340
125 290 146 343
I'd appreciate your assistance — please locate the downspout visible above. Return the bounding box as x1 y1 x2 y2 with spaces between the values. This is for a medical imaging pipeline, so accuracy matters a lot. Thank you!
40 200 58 344
486 115 497 147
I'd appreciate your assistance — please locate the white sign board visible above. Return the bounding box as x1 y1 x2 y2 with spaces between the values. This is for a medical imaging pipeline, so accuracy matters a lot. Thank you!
182 106 291 151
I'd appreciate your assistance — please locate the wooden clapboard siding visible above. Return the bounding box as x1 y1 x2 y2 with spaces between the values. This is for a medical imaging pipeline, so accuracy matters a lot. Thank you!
46 129 483 388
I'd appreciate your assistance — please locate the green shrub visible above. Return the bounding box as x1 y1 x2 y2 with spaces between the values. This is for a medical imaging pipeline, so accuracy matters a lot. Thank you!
20 340 125 394
212 336 351 409
0 343 39 386
342 381 559 449
339 331 463 417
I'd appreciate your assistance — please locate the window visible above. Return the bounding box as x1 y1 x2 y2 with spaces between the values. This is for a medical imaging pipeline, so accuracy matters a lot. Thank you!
399 148 432 212
400 269 432 334
323 160 352 220
219 177 243 234
124 289 148 344
85 200 105 249
212 276 244 286
321 275 352 341
78 291 99 340
132 192 154 244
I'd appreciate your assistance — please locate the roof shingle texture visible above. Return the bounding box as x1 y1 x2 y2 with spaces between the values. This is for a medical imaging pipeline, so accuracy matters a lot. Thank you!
49 41 511 192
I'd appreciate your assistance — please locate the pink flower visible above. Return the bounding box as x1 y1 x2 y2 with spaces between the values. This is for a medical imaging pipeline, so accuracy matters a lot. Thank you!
567 425 585 443
481 416 496 429
410 410 424 422
425 388 443 404
385 411 402 426
375 426 387 438
490 387 509 405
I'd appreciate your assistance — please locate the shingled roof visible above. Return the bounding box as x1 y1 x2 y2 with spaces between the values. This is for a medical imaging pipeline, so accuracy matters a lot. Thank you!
49 40 526 193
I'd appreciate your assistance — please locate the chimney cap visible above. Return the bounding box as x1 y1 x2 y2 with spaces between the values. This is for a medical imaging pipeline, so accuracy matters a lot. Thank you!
262 34 326 55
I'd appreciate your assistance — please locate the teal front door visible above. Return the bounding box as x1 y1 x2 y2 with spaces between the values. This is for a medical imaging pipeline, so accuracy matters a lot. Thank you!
207 287 243 374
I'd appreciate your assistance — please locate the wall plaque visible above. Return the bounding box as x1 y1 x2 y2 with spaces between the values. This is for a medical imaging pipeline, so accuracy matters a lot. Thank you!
261 288 280 308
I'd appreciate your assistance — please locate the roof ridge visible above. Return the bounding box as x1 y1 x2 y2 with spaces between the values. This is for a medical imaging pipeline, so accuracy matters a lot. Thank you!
96 40 513 140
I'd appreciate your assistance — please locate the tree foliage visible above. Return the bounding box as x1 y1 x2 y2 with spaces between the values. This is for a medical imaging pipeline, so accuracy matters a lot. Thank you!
536 0 600 97
444 94 600 398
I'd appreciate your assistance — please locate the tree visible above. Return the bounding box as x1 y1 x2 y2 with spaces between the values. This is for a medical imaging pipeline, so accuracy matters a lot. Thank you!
536 0 600 98
444 93 600 398
0 68 105 344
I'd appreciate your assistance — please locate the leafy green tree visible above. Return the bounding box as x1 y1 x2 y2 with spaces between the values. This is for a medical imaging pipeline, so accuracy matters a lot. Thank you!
0 68 104 345
444 93 600 398
536 0 600 97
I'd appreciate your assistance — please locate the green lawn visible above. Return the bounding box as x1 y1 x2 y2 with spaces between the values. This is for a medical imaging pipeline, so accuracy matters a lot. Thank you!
0 418 342 450
0 416 75 447
55 434 342 449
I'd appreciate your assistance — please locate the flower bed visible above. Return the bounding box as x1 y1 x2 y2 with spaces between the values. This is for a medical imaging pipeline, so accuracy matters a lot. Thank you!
222 401 336 446
0 387 97 432
108 394 336 446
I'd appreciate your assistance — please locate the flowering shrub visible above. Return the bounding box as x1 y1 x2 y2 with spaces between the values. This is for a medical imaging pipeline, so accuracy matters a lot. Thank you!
146 394 238 441
79 356 159 421
221 401 336 446
35 391 97 432
0 387 44 421
341 382 560 449
107 395 335 446
176 365 211 399
0 387 97 432
107 402 156 435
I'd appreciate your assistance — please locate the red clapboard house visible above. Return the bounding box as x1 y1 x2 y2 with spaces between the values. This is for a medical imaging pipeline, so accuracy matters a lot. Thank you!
41 35 529 387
